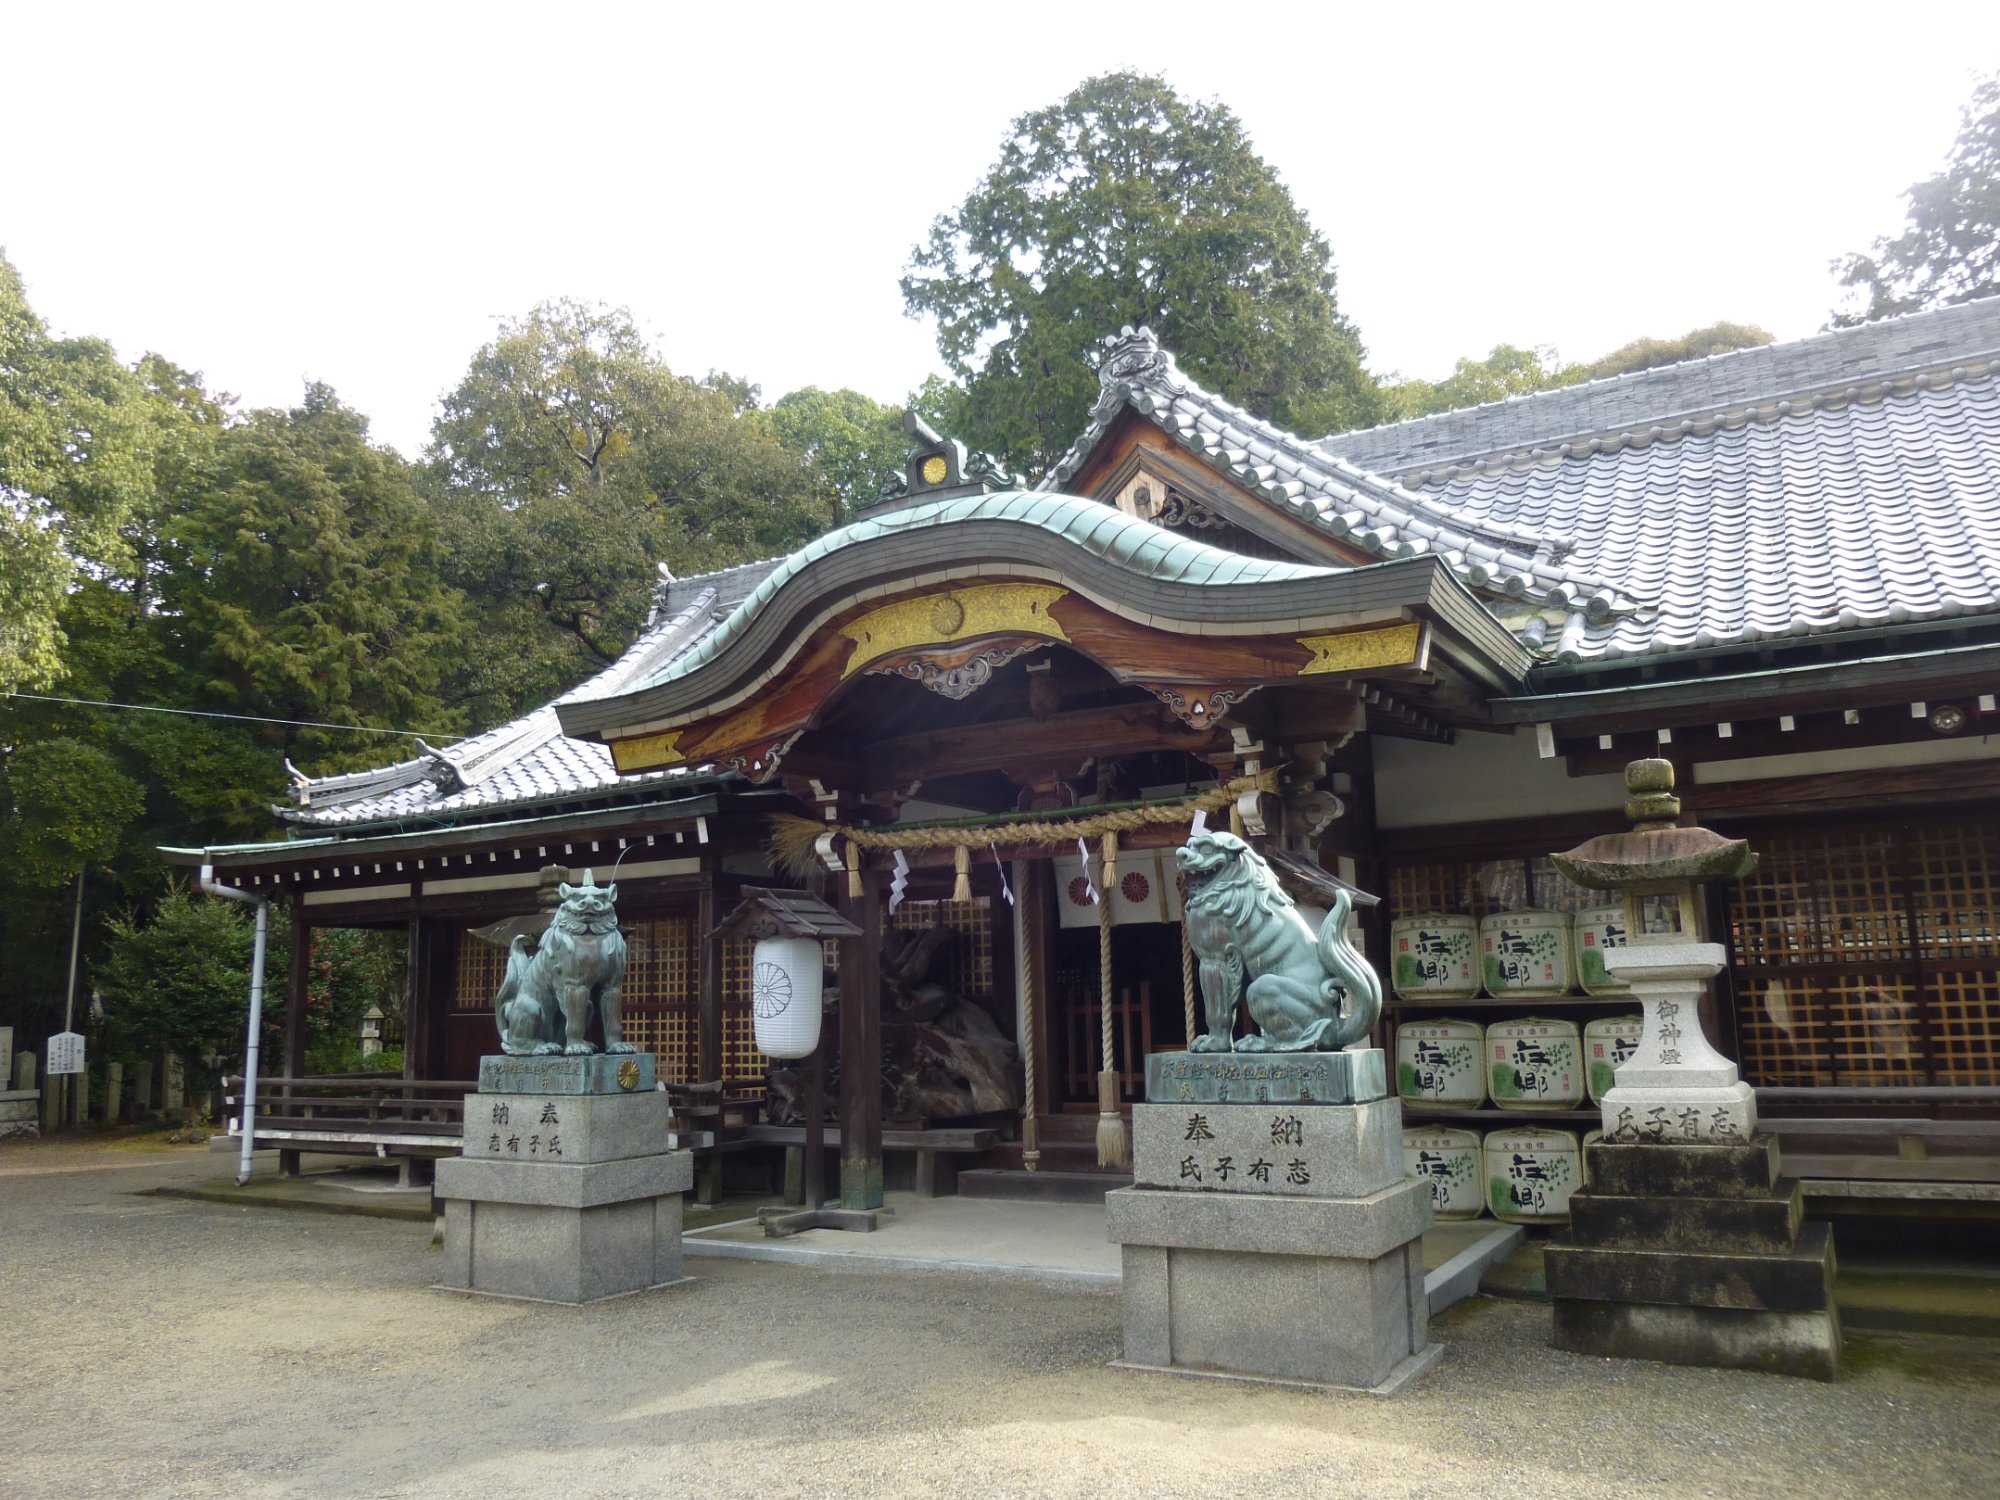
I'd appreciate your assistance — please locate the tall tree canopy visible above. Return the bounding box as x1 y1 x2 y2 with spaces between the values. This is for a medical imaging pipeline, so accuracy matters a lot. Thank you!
0 253 156 690
902 72 1378 473
427 300 830 720
157 384 468 771
767 386 906 524
1834 74 2000 325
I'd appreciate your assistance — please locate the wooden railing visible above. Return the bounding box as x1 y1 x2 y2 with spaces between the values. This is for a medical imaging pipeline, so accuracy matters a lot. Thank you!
224 1074 475 1155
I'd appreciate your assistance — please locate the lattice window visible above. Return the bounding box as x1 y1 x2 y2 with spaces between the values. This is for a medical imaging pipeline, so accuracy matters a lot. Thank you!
1386 861 1521 919
1933 974 2000 1086
1908 822 2000 960
1724 817 2000 1088
887 897 994 998
1730 828 1909 968
623 914 697 1081
455 930 510 1010
1529 856 1599 914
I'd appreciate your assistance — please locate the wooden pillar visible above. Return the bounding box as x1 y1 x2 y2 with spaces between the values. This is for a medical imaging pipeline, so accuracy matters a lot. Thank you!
281 891 310 1177
694 876 724 1204
837 871 884 1211
803 1044 827 1209
402 914 425 1083
697 875 723 1084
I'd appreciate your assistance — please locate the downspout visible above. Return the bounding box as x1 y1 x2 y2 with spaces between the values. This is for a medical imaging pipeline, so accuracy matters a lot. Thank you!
200 863 269 1187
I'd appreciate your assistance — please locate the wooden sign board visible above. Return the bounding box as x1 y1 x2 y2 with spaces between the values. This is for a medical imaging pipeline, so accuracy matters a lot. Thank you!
46 1031 86 1075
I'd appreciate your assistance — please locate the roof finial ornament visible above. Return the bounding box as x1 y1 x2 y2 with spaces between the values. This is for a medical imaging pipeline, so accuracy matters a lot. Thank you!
1101 325 1170 385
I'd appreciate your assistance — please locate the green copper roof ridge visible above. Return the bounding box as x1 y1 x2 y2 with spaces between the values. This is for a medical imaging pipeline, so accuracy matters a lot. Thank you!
637 490 1341 692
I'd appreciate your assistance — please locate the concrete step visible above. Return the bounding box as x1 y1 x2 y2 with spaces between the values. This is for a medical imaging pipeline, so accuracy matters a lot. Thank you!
958 1168 1130 1203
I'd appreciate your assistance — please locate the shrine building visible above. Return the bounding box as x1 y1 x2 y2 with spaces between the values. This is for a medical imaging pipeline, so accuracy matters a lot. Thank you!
168 296 2000 1214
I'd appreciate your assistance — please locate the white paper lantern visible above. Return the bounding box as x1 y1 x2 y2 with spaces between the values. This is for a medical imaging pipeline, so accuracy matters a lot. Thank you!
751 935 823 1058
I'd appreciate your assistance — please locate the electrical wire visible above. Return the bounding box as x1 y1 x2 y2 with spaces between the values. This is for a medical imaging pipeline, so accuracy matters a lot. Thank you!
1 691 464 741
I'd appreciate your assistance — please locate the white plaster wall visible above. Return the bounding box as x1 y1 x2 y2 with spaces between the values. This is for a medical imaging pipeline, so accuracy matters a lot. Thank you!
1373 730 1626 830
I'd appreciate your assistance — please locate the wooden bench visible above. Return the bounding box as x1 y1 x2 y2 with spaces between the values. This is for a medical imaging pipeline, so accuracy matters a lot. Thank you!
664 1078 766 1205
225 1074 474 1180
1758 1093 2000 1210
745 1123 999 1200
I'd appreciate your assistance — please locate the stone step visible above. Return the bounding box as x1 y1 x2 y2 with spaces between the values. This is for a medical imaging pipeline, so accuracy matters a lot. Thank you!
958 1168 1130 1203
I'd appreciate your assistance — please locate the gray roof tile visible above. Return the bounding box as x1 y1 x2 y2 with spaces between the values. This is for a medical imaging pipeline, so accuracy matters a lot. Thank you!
1045 311 2000 664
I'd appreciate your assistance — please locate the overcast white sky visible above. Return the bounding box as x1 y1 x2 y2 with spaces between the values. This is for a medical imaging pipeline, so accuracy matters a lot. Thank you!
5 3 1997 458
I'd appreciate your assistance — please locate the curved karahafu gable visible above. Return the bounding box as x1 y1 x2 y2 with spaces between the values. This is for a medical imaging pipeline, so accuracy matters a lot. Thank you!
554 490 1532 783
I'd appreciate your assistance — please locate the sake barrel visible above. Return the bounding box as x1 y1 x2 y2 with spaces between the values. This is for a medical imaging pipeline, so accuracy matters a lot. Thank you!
1485 1126 1581 1225
1404 1126 1485 1220
1479 909 1574 997
1389 914 1480 1001
1395 1018 1485 1110
1574 905 1633 996
1486 1015 1584 1110
1584 1013 1645 1105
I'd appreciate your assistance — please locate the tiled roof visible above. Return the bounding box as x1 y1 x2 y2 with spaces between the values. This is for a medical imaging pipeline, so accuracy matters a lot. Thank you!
1049 306 2000 663
1320 297 2000 479
633 489 1344 695
1042 329 1636 623
282 587 733 829
1420 362 2000 662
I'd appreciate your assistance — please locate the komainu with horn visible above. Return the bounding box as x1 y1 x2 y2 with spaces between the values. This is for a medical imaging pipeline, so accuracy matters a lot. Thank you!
1176 830 1381 1053
493 871 634 1056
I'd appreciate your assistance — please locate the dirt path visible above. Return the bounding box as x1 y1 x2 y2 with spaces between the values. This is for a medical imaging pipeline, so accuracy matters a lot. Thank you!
2 1136 1995 1499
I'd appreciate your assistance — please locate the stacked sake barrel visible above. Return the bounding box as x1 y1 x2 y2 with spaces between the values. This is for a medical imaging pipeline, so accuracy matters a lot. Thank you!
1392 904 1643 1225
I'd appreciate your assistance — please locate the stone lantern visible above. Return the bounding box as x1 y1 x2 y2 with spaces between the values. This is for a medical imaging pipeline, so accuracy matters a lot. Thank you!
360 1005 384 1059
1549 758 1757 1143
1543 758 1840 1380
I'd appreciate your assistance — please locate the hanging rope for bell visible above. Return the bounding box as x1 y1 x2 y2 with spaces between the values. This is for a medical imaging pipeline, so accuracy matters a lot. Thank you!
1095 831 1131 1169
1180 904 1198 1048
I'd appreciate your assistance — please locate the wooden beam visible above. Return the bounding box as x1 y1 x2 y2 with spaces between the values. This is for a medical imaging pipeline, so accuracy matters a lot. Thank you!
1558 704 1994 776
1495 639 2000 731
865 702 1224 788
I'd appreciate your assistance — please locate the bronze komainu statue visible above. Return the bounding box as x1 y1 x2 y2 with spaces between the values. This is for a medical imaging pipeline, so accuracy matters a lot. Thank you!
493 872 634 1056
1176 830 1381 1053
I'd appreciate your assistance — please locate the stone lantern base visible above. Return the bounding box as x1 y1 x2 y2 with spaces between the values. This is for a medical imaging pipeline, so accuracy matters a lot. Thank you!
1545 1137 1840 1380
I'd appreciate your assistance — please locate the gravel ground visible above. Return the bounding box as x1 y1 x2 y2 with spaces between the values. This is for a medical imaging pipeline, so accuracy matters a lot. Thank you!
3 1136 1996 1500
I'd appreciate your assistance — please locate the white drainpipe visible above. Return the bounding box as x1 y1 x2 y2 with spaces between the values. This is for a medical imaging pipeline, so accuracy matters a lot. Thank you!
200 864 269 1187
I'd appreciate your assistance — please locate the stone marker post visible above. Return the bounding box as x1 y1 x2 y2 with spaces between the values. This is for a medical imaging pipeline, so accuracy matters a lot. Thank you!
0 1028 12 1084
107 1062 124 1124
134 1059 153 1116
435 1053 692 1304
1 1050 37 1140
1544 759 1840 1380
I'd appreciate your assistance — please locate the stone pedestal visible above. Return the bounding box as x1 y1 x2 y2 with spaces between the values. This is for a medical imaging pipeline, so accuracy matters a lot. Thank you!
1601 943 1755 1143
0 1090 39 1140
1546 1137 1840 1380
436 1055 691 1304
1107 1050 1439 1394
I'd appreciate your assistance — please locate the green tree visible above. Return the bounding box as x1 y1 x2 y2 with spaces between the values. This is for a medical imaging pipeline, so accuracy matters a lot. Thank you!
0 252 155 689
428 300 830 719
902 72 1378 474
1834 74 2000 325
0 738 144 889
768 386 906 523
1567 321 1773 381
96 888 260 1123
155 384 469 774
1381 345 1567 420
